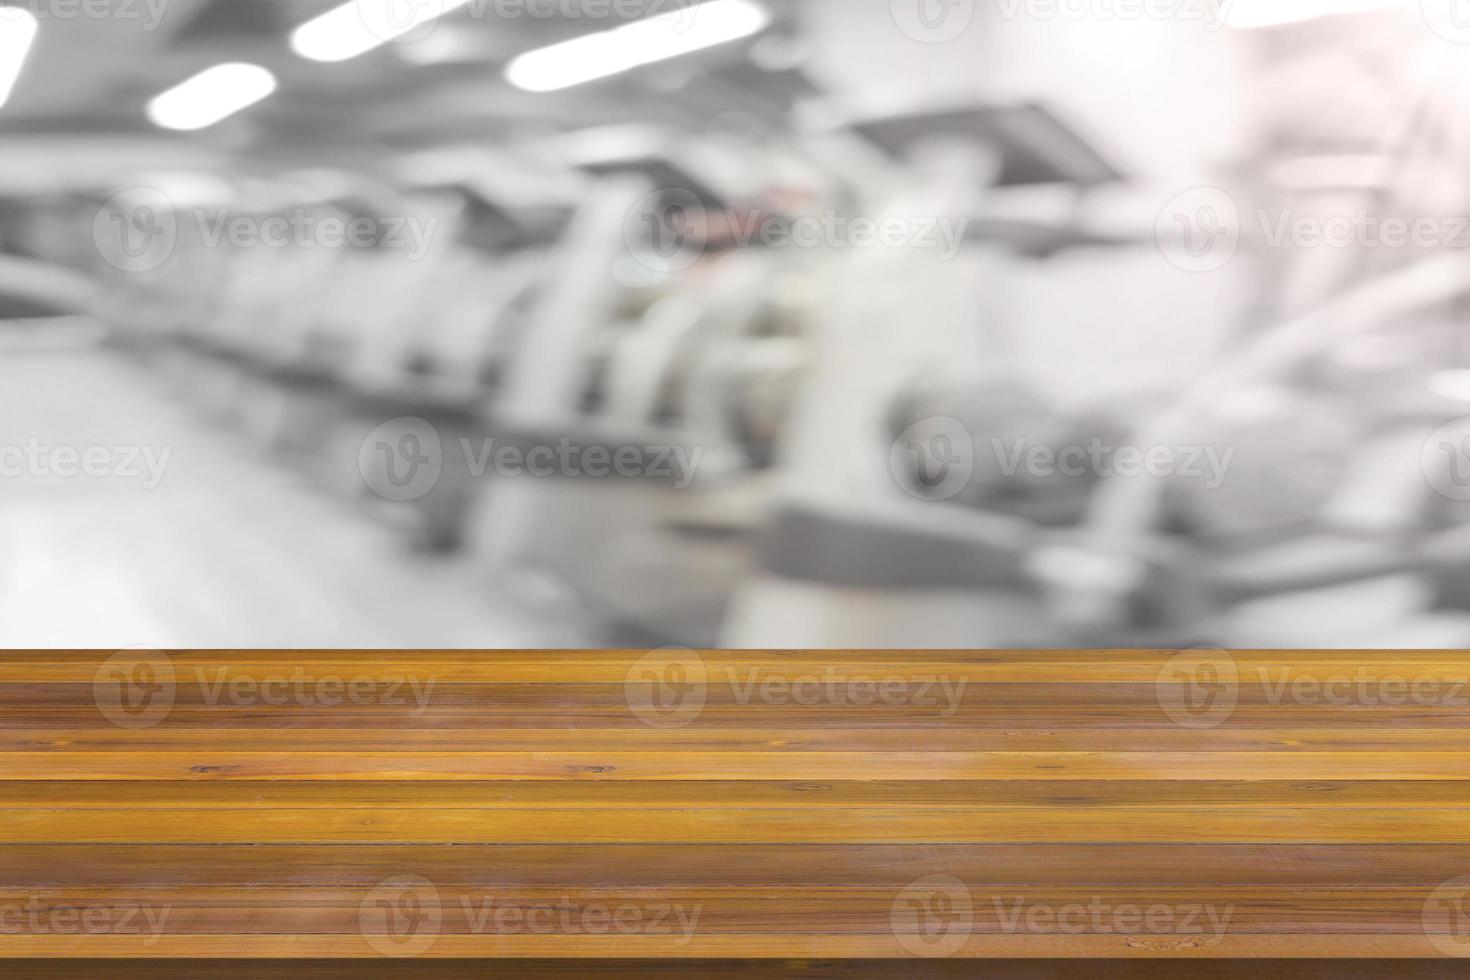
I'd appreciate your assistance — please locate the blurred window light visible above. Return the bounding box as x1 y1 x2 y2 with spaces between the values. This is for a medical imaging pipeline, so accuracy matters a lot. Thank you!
506 0 770 93
1227 0 1414 29
0 7 39 111
147 63 279 131
292 0 473 63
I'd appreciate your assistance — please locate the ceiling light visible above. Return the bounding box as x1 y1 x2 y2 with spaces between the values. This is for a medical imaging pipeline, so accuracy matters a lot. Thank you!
292 0 472 63
147 63 278 131
506 0 770 93
0 7 39 111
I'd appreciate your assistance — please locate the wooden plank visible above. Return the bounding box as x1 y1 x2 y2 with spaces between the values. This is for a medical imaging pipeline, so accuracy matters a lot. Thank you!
9 681 1469 705
7 805 1470 842
2 650 1469 961
9 960 1470 979
4 750 1469 780
0 934 1454 958
0 887 1453 934
3 649 1468 683
4 707 1466 729
6 843 1467 885
2 727 1466 751
6 782 1470 843
8 779 1470 806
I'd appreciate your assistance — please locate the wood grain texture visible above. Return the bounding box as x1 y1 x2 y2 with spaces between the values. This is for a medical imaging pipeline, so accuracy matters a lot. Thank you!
1 650 1468 963
9 961 1470 979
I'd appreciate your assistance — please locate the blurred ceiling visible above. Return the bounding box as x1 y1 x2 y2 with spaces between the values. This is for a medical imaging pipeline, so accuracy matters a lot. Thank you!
0 0 810 159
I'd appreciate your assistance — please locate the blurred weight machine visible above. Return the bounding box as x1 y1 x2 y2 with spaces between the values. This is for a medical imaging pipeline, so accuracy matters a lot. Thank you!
723 99 1148 647
323 160 568 550
56 2 1470 649
1049 18 1470 649
103 161 568 551
724 22 1470 649
478 126 828 644
84 126 835 649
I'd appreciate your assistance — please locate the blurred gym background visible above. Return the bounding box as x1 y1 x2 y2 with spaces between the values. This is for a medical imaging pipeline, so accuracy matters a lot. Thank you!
4 0 1470 648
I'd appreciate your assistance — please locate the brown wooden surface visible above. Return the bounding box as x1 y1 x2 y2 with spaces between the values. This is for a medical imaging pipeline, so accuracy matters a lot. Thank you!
7 961 1470 978
1 650 1469 962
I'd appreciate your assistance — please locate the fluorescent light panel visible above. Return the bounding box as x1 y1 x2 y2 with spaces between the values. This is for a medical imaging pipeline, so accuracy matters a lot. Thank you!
292 0 473 62
506 0 770 93
147 63 278 131
0 7 39 110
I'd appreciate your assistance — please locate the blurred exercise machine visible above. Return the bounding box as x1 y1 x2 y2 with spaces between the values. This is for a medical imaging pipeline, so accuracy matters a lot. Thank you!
480 127 823 643
721 90 1470 648
721 101 1145 647
110 164 569 552
323 166 567 550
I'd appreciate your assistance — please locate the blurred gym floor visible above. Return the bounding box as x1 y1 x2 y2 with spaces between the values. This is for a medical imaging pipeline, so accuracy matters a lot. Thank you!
0 341 573 648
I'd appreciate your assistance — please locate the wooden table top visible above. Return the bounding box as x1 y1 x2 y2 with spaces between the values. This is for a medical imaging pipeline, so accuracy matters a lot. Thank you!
2 650 1469 964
